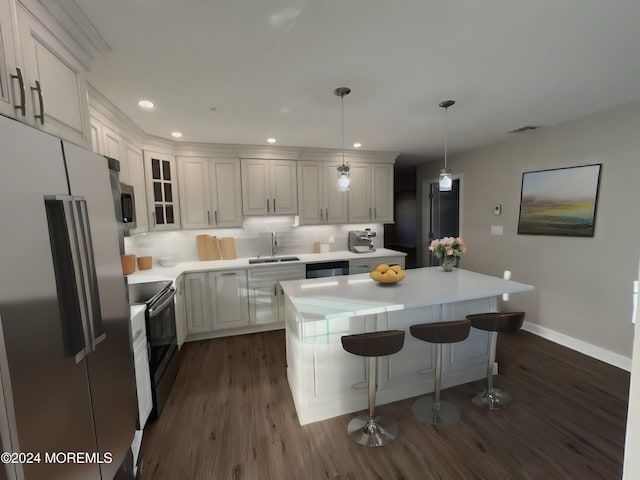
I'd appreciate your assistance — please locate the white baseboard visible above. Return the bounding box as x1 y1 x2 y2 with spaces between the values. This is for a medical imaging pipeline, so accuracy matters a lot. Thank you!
522 321 632 372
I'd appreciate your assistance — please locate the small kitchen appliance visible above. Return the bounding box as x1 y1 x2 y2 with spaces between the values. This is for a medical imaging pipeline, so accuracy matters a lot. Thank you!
348 228 377 253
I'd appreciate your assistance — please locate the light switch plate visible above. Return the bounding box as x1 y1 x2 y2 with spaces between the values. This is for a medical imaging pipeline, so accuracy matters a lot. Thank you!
493 204 502 215
491 225 503 235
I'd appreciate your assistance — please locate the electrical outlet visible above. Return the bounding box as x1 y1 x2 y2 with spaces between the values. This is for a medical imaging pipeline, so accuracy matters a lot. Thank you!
491 225 503 235
493 204 502 215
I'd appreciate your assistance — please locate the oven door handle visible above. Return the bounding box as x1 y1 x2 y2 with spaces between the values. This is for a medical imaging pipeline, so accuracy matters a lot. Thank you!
148 288 176 317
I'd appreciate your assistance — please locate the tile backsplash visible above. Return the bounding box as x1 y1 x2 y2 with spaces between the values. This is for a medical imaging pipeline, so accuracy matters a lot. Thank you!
124 217 384 263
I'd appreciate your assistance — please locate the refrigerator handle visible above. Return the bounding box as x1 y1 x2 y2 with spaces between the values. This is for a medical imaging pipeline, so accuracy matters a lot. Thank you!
44 196 92 363
74 199 107 350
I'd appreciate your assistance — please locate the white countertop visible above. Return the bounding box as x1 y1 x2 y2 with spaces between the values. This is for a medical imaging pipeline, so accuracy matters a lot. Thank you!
280 267 535 320
126 248 406 284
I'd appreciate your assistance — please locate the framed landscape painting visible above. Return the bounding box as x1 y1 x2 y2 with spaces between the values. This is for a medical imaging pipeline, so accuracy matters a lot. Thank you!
517 164 602 237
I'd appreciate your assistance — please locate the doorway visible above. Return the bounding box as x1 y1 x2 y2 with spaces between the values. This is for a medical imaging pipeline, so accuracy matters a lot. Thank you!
423 178 461 266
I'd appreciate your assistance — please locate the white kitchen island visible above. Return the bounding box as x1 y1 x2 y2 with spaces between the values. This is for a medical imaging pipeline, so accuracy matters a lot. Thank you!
280 267 534 425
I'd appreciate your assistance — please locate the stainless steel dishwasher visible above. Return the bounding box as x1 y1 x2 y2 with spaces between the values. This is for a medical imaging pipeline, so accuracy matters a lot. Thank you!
305 260 350 279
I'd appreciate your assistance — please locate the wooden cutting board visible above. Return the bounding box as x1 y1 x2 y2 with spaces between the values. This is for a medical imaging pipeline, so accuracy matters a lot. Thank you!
197 235 221 261
196 234 209 261
219 237 237 260
205 236 221 260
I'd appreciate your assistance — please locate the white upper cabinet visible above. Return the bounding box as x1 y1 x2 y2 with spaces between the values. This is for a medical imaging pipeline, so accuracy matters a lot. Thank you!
89 112 148 233
348 163 372 223
177 156 243 229
124 141 148 233
16 4 90 145
348 162 394 223
144 150 181 231
371 163 394 222
297 161 348 225
0 0 20 119
241 159 297 215
209 159 243 228
177 156 211 229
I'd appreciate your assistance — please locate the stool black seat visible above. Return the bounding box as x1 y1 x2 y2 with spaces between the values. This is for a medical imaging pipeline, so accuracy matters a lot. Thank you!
341 330 405 447
466 311 525 409
410 319 471 425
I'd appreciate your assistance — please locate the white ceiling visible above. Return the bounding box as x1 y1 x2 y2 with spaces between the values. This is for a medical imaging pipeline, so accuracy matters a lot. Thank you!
72 0 640 164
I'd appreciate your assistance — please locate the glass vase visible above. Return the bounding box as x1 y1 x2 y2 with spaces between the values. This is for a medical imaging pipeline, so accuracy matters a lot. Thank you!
441 256 457 272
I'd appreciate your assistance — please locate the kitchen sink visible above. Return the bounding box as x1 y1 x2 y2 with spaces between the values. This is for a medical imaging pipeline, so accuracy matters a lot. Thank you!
248 256 300 264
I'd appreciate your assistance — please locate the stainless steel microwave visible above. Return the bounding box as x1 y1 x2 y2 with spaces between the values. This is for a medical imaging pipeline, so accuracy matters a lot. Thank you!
120 182 136 230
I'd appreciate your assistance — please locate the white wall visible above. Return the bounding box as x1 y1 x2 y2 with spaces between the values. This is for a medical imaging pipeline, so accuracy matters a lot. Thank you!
124 218 385 263
417 100 640 361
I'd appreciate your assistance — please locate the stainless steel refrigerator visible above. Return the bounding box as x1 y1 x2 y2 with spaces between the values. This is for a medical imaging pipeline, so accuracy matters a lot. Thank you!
0 115 137 479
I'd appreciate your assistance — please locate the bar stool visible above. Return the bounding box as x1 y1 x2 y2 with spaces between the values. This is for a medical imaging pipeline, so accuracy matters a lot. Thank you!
466 311 525 409
410 320 471 425
341 330 405 447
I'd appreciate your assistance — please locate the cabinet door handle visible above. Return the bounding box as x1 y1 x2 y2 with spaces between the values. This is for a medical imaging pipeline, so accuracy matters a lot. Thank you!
207 211 211 225
266 199 270 212
31 80 45 125
214 210 218 224
369 207 372 220
320 208 323 221
10 68 26 116
220 272 237 276
374 207 377 219
274 284 277 296
325 208 328 222
272 198 276 212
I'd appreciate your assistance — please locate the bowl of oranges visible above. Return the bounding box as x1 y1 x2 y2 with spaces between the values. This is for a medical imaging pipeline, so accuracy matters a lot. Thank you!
369 263 406 284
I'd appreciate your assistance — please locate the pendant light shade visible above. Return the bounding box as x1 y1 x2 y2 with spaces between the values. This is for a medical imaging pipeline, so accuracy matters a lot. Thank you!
438 99 456 192
334 87 351 192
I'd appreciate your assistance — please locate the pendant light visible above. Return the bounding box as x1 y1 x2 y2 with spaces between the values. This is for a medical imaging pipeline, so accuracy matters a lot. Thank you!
438 99 455 192
334 87 351 192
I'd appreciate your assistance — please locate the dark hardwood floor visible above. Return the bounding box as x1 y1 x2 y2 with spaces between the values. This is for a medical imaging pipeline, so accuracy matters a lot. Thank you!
139 330 629 480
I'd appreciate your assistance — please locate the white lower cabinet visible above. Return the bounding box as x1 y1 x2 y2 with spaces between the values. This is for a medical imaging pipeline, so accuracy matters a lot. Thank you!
210 270 249 330
175 275 187 349
133 338 152 429
130 307 152 429
184 270 249 337
248 264 305 327
184 272 213 335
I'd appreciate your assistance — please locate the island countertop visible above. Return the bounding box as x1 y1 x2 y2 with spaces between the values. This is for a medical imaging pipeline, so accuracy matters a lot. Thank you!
280 267 535 321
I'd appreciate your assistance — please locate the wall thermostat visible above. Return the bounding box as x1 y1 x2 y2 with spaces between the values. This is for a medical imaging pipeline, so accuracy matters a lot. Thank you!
493 204 502 215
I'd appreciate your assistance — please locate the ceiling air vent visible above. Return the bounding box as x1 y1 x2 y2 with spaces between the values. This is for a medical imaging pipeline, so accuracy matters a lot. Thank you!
509 125 539 133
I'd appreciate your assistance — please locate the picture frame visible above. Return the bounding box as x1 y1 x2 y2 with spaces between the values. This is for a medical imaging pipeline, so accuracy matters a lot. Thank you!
517 164 602 237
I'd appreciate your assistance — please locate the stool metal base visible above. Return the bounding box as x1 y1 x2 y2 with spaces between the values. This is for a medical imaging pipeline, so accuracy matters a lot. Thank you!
347 414 399 447
471 388 512 410
412 396 460 425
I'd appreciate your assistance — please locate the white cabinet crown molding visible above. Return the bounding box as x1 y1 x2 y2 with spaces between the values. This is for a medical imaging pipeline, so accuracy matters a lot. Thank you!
34 0 110 58
88 83 147 145
18 0 94 68
87 85 401 162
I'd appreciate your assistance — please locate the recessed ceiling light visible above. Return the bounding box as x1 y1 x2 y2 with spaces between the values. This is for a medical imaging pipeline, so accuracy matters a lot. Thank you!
171 131 183 139
353 142 362 148
137 99 155 110
267 138 276 144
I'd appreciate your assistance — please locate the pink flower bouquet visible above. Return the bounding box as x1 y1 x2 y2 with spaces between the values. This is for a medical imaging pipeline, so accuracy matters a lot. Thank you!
428 237 467 271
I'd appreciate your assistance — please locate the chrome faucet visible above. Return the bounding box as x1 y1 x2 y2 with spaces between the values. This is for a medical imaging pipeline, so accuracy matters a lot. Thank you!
270 232 278 256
